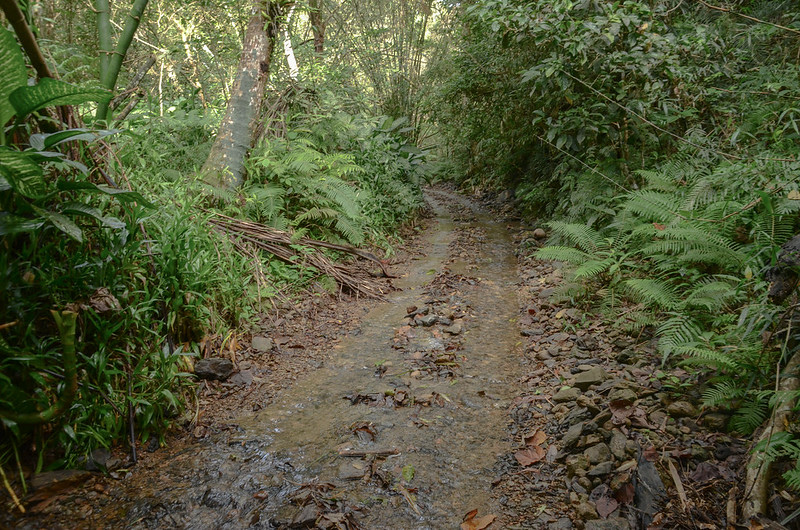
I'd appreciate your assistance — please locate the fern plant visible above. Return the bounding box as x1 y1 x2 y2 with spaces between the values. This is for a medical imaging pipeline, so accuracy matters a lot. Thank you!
247 136 367 246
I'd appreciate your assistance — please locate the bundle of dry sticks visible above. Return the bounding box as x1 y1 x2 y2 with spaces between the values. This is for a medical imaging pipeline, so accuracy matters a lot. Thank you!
208 212 393 299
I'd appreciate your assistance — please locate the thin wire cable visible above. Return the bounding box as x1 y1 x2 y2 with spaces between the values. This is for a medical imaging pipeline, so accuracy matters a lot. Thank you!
560 69 797 164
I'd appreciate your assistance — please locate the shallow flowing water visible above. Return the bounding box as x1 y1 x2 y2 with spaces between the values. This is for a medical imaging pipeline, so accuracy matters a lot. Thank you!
100 190 522 529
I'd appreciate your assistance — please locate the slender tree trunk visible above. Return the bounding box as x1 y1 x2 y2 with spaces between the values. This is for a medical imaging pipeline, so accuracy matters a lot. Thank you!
308 0 325 55
283 4 298 80
201 1 285 189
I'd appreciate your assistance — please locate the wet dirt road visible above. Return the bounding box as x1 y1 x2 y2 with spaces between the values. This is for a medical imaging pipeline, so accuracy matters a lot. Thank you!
60 190 523 529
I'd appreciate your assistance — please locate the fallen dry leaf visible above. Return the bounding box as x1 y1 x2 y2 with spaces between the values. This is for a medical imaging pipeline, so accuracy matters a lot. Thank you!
515 445 546 466
461 510 496 530
524 430 547 447
643 445 659 462
610 399 634 425
614 482 635 504
595 495 618 518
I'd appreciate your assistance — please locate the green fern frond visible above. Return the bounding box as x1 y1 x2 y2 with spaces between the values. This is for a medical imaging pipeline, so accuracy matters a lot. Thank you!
657 314 703 360
702 380 745 407
623 190 681 223
547 221 603 253
296 206 340 222
784 467 800 492
678 346 739 371
535 246 591 264
616 309 659 334
731 395 769 434
684 279 740 311
573 257 615 279
334 216 365 246
624 278 679 310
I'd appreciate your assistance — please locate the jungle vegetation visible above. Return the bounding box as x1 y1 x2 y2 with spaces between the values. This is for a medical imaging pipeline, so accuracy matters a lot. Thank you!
1 0 799 520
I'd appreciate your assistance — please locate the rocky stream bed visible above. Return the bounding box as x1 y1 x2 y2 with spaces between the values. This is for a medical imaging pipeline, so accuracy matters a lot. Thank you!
2 188 760 529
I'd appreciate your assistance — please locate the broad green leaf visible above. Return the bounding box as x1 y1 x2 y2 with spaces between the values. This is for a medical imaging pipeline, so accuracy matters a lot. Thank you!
0 176 10 191
57 180 155 208
95 185 155 208
29 128 121 151
0 213 45 236
32 205 83 241
0 28 27 126
0 149 47 198
60 201 125 229
26 150 90 175
43 210 83 242
9 78 111 118
57 180 101 192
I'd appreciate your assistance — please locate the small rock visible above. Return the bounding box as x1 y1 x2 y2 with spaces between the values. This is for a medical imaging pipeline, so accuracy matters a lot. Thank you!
575 500 598 520
291 503 319 528
648 410 667 426
533 228 547 239
615 348 637 364
202 488 234 508
576 336 598 350
84 448 111 471
550 517 574 529
609 431 627 460
229 369 254 386
553 387 582 403
338 462 365 481
585 518 631 530
584 443 611 464
416 314 438 327
30 470 91 493
566 454 590 476
702 412 728 431
667 400 698 418
574 366 607 390
608 387 638 402
194 358 234 381
251 336 274 352
576 395 600 415
563 422 584 449
588 461 614 476
444 322 463 335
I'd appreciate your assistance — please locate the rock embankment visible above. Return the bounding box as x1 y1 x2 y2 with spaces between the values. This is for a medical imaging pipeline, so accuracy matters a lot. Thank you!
494 234 745 529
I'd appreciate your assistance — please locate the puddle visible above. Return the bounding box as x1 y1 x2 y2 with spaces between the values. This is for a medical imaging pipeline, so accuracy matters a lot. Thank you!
78 190 523 529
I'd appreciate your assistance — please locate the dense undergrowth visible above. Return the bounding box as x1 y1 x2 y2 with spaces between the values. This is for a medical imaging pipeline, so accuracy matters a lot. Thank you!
433 0 800 502
0 26 428 487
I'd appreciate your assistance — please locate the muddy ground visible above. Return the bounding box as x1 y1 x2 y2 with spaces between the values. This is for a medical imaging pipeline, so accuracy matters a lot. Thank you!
2 188 763 529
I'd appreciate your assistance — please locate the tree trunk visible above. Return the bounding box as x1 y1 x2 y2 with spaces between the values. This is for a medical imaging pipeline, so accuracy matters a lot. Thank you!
308 0 325 54
201 1 284 189
283 4 298 80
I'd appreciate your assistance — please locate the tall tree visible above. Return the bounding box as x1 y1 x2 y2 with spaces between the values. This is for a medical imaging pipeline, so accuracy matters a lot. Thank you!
201 1 289 189
308 0 325 55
